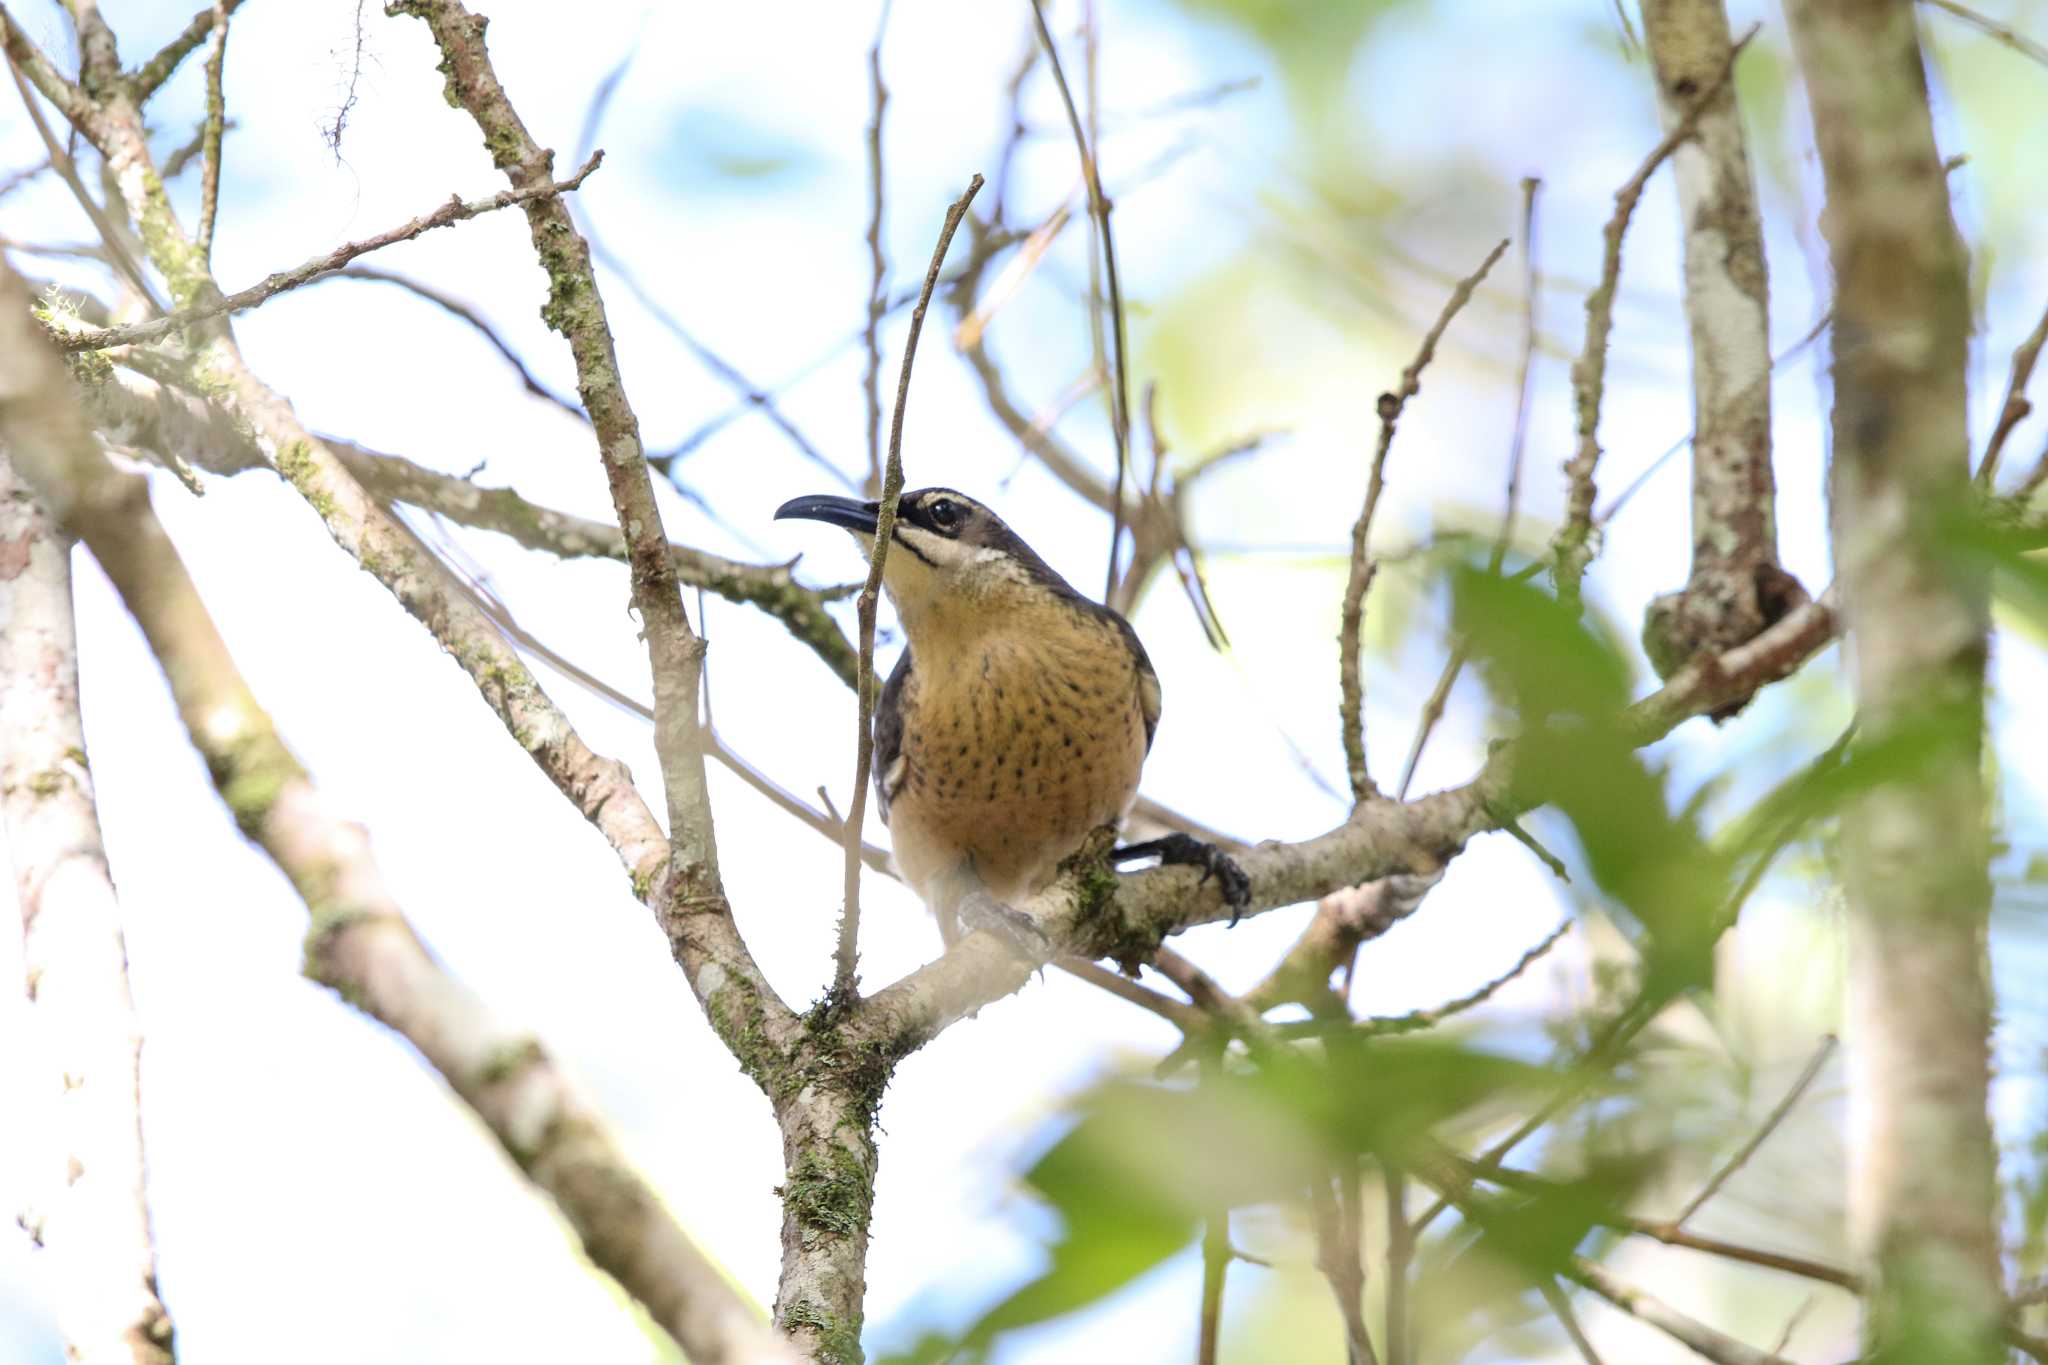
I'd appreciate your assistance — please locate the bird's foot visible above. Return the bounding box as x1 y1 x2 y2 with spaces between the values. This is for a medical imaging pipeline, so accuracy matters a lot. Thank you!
958 890 1053 963
1111 834 1253 925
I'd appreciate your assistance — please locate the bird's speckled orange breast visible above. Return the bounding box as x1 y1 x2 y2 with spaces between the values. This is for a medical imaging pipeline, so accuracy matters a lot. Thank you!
887 615 1146 911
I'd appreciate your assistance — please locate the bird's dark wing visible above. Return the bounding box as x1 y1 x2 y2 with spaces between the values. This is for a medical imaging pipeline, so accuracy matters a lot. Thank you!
873 650 913 820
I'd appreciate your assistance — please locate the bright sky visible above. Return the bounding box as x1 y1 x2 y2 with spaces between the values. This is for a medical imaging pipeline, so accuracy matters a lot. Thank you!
4 1 2047 1362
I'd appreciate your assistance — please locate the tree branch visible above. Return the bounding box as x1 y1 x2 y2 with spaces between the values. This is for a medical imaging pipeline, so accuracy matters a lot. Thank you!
0 448 174 1365
1028 0 1133 601
1568 1257 1793 1365
1340 237 1507 802
1638 1 1806 691
53 152 604 351
129 0 244 102
855 582 1835 1053
0 257 798 1365
194 0 226 263
1550 24 1756 607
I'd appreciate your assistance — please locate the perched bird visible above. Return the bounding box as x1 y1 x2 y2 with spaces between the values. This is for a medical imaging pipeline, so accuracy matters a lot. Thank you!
776 487 1248 945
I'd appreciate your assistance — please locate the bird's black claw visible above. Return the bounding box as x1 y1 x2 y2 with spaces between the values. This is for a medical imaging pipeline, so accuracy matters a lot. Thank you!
1111 833 1253 926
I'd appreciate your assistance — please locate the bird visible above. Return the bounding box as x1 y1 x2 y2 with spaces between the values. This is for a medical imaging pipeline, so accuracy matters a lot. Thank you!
775 486 1249 947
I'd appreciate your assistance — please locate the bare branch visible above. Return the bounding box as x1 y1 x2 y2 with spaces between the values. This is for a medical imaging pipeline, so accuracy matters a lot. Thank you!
0 449 174 1365
326 266 587 420
1028 0 1133 600
1311 1170 1380 1365
194 0 226 263
860 0 892 498
1 6 94 126
1340 237 1508 802
0 257 798 1365
585 230 857 492
1568 1258 1792 1365
1977 293 2048 487
1550 24 1757 607
4 51 159 309
1197 1203 1229 1365
54 152 604 351
1539 1279 1606 1365
1921 0 2048 67
323 440 862 686
129 0 245 102
1379 192 1546 1004
1346 919 1570 1039
1243 872 1440 1014
1639 1 1807 690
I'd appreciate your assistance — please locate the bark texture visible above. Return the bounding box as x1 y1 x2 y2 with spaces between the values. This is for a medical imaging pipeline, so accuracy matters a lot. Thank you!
1785 1 2002 1359
1639 0 1807 692
0 450 174 1365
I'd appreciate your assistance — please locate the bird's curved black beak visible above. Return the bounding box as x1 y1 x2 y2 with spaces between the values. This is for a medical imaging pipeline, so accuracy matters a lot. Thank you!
774 494 880 534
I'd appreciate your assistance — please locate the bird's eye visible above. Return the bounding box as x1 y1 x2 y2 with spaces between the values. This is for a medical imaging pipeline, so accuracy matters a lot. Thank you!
927 498 961 531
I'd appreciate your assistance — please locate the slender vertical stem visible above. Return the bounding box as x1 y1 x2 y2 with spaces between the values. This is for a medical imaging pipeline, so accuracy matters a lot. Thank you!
837 174 984 1002
1383 1165 1410 1365
1028 0 1131 601
195 0 226 263
859 0 893 500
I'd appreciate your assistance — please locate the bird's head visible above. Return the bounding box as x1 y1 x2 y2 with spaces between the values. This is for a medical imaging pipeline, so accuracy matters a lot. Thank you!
775 486 1075 638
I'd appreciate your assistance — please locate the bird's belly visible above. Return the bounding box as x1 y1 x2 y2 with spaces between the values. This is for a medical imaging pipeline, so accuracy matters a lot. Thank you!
890 652 1145 906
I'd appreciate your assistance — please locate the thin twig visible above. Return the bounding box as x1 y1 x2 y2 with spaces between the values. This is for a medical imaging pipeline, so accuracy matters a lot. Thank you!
1540 1278 1605 1365
1196 1218 1227 1365
195 0 227 264
1769 1297 1816 1356
1978 294 2048 486
1029 0 1133 601
1340 237 1509 802
1312 1170 1381 1365
1198 1119 1231 1365
1550 24 1758 606
3 55 159 310
1409 994 1660 1237
1345 919 1570 1039
1058 957 1205 1032
0 154 48 198
326 267 586 419
1595 309 1832 526
1384 1165 1410 1365
55 153 605 351
1396 184 1541 800
860 0 893 498
1922 0 2048 66
587 230 857 491
1663 1033 1837 1228
1569 1257 1792 1365
837 173 984 1001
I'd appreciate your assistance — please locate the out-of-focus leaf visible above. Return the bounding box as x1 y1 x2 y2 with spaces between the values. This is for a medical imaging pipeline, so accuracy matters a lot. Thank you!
907 1038 1549 1359
1450 564 1724 998
929 1074 1325 1354
1417 1162 1654 1358
1166 0 1410 103
1941 494 2048 627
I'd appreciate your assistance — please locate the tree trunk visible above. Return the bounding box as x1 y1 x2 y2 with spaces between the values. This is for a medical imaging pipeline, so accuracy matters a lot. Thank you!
1785 1 2002 1359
